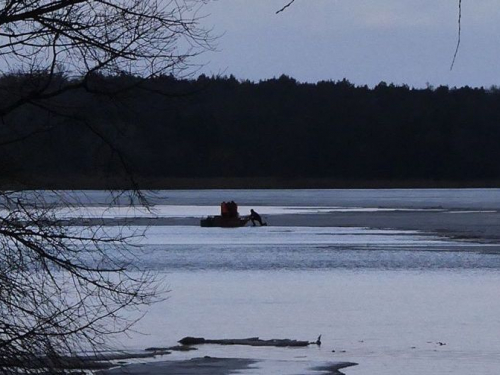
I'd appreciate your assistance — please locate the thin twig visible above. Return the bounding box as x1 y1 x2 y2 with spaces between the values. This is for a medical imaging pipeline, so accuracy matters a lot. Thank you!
450 0 462 70
276 0 296 14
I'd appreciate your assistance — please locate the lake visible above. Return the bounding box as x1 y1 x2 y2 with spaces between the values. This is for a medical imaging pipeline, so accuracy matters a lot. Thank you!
38 190 500 374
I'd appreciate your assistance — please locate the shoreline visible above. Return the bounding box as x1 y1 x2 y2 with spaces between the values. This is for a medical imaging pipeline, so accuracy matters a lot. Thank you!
3 177 500 190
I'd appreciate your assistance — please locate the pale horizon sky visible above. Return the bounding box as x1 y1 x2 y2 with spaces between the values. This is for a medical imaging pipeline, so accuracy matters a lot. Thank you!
194 1 500 88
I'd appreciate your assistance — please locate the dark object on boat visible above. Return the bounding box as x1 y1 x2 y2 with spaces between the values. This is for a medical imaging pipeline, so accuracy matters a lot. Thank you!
178 336 313 347
200 215 250 228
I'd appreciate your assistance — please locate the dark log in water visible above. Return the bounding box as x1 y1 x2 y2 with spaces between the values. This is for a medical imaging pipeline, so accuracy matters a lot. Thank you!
145 345 197 352
178 336 314 347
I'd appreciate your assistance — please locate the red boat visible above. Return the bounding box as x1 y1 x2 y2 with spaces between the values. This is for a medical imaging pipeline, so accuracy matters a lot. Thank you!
200 201 250 228
200 215 250 228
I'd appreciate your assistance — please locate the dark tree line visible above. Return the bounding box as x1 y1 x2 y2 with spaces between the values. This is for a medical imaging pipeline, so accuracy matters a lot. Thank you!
2 73 500 188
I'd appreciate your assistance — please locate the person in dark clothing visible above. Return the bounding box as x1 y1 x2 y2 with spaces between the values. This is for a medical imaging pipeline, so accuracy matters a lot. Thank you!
250 209 266 226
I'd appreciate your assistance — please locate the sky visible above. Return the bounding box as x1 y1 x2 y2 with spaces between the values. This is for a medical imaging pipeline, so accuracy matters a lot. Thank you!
194 0 500 88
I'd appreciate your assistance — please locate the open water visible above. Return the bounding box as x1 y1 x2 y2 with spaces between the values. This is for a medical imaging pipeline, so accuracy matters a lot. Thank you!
45 190 500 374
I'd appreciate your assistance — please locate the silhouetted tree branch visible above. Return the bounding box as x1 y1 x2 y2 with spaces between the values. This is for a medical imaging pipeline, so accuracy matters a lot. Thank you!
276 0 465 69
450 0 462 70
0 0 213 118
0 1 212 372
0 189 164 373
276 0 296 14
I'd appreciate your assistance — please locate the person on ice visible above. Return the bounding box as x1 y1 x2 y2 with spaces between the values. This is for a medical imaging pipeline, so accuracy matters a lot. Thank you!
250 209 266 226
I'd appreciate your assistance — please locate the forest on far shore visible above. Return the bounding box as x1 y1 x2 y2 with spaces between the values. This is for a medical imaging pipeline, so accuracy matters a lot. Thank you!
1 73 500 189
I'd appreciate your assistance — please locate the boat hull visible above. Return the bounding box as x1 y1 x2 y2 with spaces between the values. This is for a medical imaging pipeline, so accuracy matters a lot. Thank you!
200 216 250 228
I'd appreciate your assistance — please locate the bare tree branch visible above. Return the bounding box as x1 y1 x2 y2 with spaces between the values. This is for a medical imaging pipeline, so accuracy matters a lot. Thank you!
0 1 210 372
276 0 296 14
0 0 214 118
450 0 462 70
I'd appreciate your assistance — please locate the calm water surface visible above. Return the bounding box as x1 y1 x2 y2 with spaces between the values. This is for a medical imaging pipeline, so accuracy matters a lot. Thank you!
121 235 499 373
64 190 500 374
127 270 500 375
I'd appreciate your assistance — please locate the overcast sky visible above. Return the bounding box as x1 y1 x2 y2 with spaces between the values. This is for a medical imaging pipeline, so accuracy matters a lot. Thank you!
194 1 500 88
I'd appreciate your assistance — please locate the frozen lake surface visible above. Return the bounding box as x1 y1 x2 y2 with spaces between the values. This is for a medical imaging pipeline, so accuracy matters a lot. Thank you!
52 205 449 219
17 188 500 209
17 189 500 374
126 270 500 375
